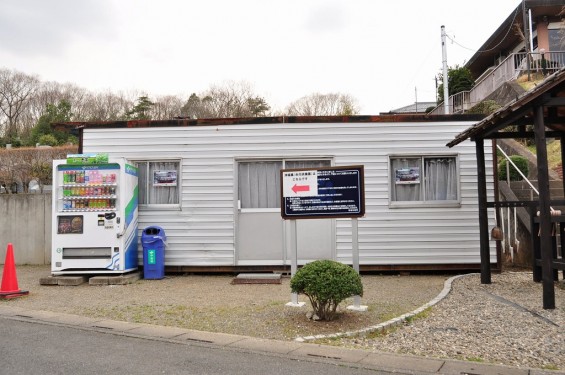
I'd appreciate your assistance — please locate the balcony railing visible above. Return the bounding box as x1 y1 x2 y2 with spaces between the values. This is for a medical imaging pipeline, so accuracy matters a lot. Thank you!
429 51 565 116
430 91 471 115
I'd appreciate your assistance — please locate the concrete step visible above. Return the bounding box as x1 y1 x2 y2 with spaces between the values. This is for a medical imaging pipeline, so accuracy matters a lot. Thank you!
513 189 564 200
40 272 141 286
508 180 564 203
231 273 282 285
509 179 565 190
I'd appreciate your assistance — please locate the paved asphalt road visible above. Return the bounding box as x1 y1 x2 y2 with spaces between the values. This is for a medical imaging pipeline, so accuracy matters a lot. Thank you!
0 317 400 375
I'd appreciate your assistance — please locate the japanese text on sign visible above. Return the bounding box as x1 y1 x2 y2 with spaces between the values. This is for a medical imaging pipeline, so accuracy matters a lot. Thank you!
281 166 365 219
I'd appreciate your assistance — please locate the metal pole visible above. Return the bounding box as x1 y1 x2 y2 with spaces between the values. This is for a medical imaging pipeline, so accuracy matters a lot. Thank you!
528 9 534 53
287 219 305 307
523 0 531 81
441 25 450 114
347 218 367 311
352 218 360 307
290 220 298 304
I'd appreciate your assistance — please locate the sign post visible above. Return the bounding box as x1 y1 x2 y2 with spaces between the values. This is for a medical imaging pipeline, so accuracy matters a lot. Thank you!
281 165 366 309
286 220 305 307
346 217 367 311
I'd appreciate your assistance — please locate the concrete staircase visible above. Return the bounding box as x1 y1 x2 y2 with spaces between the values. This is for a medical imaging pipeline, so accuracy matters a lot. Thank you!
509 179 565 207
497 139 564 266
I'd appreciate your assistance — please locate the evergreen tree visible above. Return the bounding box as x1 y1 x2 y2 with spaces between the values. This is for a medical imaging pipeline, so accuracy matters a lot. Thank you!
437 65 474 103
125 96 155 120
29 100 73 146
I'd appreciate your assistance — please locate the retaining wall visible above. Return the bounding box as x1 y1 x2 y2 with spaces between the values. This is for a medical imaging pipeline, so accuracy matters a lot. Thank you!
0 193 51 265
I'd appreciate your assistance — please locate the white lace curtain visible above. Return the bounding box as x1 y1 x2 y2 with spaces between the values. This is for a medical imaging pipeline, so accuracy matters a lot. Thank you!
138 161 179 204
391 157 457 202
238 160 331 209
424 158 457 201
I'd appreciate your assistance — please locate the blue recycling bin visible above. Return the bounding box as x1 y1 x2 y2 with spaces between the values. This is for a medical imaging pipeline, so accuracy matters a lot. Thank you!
141 226 166 279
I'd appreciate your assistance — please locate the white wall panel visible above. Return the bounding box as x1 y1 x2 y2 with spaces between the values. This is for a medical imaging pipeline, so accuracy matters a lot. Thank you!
83 120 495 267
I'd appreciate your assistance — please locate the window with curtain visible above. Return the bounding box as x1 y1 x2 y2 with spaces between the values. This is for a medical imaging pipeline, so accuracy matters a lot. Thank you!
238 159 331 209
390 156 458 205
548 24 565 52
238 161 282 209
137 161 180 206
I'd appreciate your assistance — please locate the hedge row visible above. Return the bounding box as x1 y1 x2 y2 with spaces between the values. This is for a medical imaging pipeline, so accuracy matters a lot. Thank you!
0 145 78 193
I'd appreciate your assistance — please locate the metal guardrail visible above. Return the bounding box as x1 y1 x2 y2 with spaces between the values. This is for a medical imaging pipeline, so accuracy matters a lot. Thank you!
496 144 560 263
430 51 565 116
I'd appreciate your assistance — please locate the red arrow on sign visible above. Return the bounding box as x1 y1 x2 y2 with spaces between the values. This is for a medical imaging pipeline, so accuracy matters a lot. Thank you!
292 184 310 194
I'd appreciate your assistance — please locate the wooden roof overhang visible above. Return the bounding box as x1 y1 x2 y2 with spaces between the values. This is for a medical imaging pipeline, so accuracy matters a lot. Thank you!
448 68 565 309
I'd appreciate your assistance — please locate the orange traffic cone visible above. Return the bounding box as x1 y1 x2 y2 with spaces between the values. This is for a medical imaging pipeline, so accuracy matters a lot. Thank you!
0 243 29 299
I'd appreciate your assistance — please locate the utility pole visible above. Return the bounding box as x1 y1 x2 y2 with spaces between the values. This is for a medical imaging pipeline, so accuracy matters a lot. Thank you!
441 25 449 114
522 0 531 81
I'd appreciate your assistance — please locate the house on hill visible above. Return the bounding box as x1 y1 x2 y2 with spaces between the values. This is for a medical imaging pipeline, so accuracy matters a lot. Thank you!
432 0 565 114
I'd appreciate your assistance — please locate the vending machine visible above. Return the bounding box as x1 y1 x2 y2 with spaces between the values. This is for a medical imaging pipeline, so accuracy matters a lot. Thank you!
51 154 139 275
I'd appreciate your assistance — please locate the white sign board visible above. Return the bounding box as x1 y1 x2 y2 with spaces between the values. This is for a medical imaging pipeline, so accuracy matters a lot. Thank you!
282 170 318 197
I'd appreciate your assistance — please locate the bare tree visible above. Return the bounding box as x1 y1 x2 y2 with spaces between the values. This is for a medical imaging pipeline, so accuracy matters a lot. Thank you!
181 81 271 119
82 90 135 121
0 68 40 140
22 81 88 134
151 95 185 120
206 81 255 118
180 93 213 119
0 145 76 193
286 93 360 116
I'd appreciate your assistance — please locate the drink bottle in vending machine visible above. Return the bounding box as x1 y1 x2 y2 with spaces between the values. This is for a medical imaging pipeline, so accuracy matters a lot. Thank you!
51 156 139 275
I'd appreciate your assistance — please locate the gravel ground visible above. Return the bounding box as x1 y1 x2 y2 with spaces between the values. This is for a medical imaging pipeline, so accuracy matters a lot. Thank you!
335 272 565 370
4 266 445 340
3 266 565 370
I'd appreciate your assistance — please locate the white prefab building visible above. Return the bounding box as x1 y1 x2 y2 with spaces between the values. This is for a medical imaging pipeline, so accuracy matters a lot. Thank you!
64 115 497 271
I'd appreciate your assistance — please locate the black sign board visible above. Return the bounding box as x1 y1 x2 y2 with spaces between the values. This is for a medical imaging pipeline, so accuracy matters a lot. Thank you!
281 165 365 220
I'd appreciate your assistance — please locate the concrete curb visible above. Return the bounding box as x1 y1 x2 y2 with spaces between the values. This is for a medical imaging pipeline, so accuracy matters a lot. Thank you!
2 303 562 375
295 273 470 342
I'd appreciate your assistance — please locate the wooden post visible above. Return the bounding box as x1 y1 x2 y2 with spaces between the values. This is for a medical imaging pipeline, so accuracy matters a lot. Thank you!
531 206 542 282
551 134 565 280
533 105 555 309
476 138 491 284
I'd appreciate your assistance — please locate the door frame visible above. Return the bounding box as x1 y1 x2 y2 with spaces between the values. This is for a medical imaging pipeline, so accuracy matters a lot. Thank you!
234 157 335 265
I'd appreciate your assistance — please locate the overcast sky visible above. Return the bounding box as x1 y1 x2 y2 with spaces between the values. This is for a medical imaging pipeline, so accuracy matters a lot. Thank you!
0 0 519 114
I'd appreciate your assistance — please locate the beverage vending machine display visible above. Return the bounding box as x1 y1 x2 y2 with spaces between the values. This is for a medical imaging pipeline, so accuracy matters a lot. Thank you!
51 158 139 275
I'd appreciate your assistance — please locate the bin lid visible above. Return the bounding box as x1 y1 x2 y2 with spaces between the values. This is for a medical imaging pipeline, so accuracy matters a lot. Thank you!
144 226 165 235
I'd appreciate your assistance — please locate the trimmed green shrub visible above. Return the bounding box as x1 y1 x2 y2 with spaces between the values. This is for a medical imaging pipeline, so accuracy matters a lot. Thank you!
38 134 58 146
290 260 363 321
498 155 529 181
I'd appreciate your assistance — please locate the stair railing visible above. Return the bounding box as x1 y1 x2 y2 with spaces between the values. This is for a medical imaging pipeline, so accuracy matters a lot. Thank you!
497 145 558 263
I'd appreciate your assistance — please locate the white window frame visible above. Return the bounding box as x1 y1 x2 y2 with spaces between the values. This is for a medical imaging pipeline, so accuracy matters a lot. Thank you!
135 159 181 211
235 157 333 213
388 154 461 208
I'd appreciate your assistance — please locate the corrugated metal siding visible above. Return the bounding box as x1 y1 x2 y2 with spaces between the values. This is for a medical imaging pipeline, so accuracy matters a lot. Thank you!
83 121 495 267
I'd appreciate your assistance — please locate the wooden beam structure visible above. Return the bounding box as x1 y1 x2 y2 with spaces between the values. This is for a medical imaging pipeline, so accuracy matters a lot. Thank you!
448 68 565 310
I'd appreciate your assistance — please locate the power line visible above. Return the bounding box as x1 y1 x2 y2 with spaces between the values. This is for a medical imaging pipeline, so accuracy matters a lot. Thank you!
445 5 520 54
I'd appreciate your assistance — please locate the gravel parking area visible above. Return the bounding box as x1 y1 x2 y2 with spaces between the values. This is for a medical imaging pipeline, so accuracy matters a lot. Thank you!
3 266 565 370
